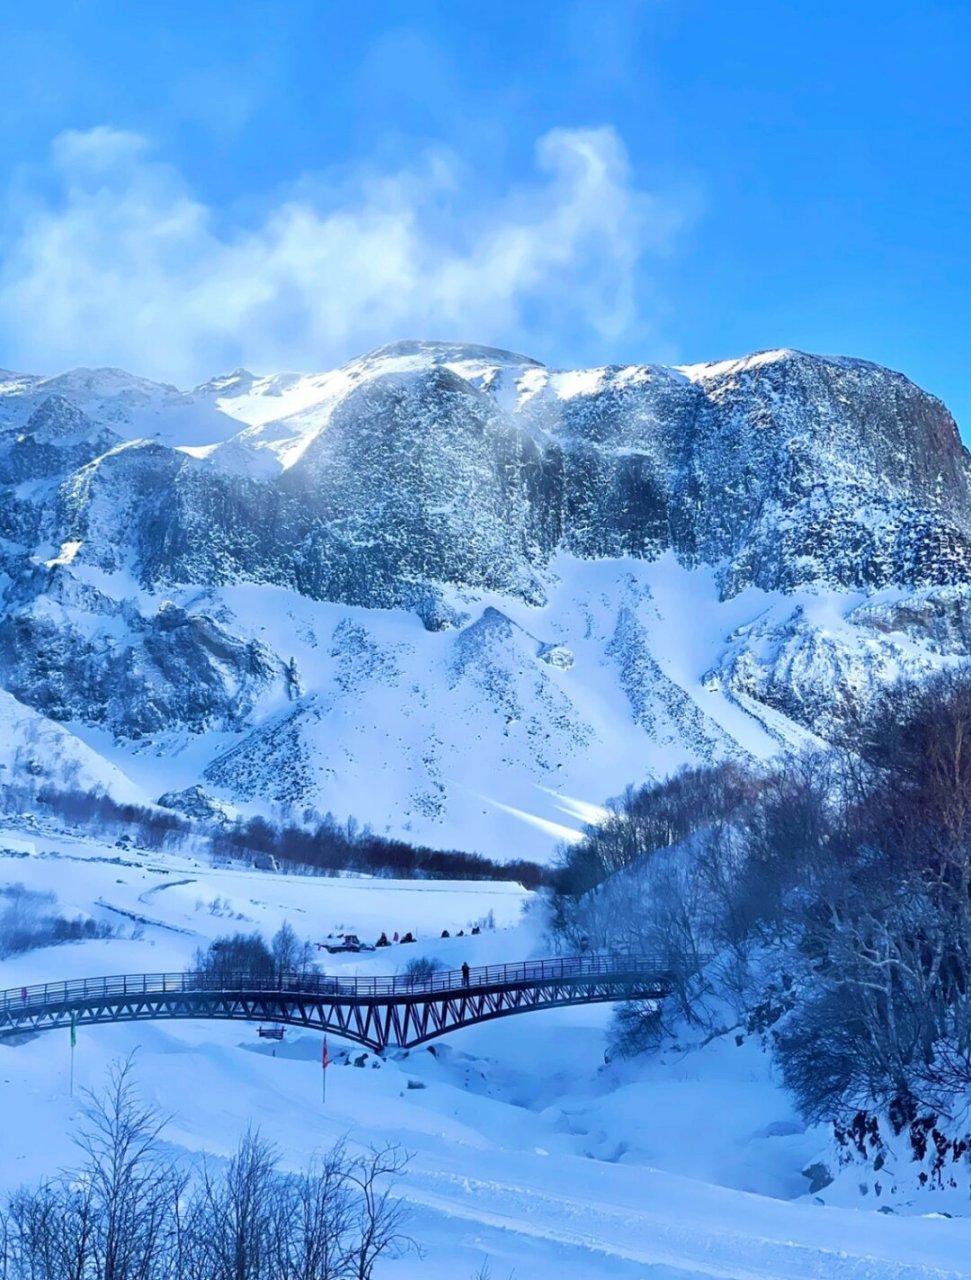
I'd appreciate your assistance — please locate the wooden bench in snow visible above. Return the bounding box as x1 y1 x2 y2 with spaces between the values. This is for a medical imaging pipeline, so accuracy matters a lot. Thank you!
257 1026 284 1040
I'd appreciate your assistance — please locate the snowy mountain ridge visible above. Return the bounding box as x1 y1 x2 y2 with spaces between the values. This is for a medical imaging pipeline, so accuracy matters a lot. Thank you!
0 340 969 858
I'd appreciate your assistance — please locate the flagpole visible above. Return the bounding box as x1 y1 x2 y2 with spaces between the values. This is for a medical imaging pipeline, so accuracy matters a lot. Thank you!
69 1015 76 1098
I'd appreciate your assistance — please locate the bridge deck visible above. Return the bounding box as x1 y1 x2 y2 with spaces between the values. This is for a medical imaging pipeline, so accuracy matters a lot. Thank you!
0 956 672 1052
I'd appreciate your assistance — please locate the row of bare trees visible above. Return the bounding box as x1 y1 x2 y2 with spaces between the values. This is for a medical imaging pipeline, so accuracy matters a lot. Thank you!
0 767 547 888
553 669 971 1121
213 813 548 888
0 1062 413 1280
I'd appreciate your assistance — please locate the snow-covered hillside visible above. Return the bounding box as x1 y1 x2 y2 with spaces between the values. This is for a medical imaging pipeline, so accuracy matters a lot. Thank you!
1 342 969 859
3 825 971 1278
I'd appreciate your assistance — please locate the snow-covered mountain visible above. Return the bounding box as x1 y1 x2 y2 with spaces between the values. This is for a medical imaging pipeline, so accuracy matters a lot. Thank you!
1 341 969 858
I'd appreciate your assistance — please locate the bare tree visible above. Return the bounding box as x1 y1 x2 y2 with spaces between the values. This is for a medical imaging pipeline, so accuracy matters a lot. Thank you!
184 1130 281 1280
181 1133 414 1280
74 1057 185 1280
271 922 316 979
271 1144 355 1280
344 1145 416 1280
0 1060 181 1280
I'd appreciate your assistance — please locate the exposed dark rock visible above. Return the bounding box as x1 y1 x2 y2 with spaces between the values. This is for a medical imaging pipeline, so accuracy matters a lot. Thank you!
0 340 969 832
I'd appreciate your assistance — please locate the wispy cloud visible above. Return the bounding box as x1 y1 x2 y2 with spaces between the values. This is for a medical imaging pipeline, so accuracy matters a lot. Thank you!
0 124 684 384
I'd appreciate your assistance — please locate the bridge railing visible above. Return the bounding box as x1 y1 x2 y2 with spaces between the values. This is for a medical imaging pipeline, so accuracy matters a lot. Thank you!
0 955 670 1014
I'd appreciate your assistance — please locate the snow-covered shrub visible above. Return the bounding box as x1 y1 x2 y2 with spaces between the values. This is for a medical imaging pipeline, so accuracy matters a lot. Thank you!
0 883 113 957
402 956 445 986
192 922 317 983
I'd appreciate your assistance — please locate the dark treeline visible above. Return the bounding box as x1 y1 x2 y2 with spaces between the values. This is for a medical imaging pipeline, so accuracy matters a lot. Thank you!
1 778 546 888
552 669 971 1128
0 1060 414 1280
211 813 548 889
4 781 192 849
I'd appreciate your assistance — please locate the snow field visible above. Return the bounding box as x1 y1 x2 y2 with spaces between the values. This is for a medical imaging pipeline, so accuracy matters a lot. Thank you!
1 829 971 1277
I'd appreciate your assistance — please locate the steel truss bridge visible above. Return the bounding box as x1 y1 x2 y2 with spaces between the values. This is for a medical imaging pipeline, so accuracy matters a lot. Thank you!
0 957 671 1053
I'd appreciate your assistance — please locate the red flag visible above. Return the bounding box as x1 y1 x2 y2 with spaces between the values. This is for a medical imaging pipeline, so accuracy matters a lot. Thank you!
322 1036 330 1070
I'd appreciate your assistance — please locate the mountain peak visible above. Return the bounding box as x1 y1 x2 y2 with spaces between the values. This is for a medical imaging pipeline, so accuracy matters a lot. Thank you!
24 393 97 442
677 346 912 385
41 366 181 397
357 339 545 370
193 368 259 395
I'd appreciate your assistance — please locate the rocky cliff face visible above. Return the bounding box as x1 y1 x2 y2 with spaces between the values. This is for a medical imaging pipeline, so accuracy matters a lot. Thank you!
31 342 971 609
0 343 967 857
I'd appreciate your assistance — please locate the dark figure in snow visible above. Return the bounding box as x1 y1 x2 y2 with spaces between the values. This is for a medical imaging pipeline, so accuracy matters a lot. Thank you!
376 932 390 947
441 929 450 939
461 961 470 988
401 931 415 944
393 931 399 942
471 925 481 935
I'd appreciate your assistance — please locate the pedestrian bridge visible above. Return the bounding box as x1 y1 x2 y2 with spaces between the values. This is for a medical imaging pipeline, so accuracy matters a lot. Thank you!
0 956 672 1052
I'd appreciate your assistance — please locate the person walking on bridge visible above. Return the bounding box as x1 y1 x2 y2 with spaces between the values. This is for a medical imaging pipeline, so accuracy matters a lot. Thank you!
461 961 470 988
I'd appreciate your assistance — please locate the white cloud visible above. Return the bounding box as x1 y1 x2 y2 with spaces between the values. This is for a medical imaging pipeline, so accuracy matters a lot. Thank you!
0 125 683 384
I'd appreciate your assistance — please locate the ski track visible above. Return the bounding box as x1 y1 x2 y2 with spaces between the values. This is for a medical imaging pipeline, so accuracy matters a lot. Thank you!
402 1170 970 1280
137 878 197 905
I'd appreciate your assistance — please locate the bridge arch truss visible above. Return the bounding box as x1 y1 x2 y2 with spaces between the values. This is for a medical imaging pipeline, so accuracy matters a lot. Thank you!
0 957 671 1053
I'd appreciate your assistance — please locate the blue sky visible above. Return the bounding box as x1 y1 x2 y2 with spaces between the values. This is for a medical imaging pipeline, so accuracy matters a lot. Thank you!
1 0 969 430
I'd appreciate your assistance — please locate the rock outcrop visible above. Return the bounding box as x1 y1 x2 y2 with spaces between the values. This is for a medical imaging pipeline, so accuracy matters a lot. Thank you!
0 341 967 857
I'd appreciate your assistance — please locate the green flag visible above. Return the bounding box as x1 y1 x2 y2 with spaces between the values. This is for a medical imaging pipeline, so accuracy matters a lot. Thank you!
70 1014 76 1049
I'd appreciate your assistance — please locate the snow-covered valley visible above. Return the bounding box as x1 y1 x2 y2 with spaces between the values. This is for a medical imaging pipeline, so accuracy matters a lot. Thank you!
3 339 971 1275
2 824 971 1278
